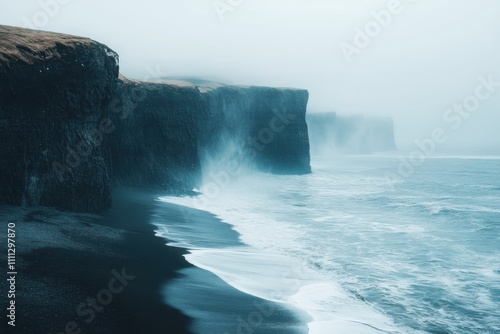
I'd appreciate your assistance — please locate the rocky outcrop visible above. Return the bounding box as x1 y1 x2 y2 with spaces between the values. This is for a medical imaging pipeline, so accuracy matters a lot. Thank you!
0 26 311 212
307 112 396 155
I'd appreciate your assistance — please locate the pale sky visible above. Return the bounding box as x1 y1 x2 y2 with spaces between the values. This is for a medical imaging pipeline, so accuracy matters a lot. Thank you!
1 0 499 153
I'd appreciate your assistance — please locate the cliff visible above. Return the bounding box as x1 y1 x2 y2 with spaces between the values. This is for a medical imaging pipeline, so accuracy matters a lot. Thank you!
194 82 310 175
0 26 311 212
109 77 202 191
307 112 396 155
112 78 311 185
0 25 119 212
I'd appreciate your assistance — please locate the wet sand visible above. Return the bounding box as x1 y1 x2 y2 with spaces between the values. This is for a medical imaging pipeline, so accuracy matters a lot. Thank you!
0 187 307 334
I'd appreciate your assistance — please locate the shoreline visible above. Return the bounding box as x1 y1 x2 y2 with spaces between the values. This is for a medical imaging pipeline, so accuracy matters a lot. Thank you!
153 199 310 334
1 187 308 334
1 187 192 333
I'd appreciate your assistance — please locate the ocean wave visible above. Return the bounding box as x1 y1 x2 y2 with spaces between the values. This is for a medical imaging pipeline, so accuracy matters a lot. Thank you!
468 184 500 191
185 248 412 334
157 157 500 334
416 202 500 216
158 196 417 334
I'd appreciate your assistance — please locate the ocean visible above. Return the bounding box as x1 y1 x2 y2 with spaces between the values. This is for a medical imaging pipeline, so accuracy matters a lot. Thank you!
155 155 500 334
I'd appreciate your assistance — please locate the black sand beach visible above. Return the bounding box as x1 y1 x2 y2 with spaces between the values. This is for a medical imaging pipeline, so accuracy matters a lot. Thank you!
1 187 307 334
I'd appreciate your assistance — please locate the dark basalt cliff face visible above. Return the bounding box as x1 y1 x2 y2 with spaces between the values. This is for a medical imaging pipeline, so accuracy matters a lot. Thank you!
198 85 310 174
0 26 311 212
110 78 203 191
307 112 396 155
0 26 119 212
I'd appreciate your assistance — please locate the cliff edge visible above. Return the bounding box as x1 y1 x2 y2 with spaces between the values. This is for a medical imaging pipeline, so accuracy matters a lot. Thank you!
0 26 311 212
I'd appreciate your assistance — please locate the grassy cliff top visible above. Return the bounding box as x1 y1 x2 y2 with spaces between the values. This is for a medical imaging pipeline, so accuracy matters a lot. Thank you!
0 25 96 67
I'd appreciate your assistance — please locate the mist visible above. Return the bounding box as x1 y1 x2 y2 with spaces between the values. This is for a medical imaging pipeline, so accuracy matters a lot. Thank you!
2 0 499 153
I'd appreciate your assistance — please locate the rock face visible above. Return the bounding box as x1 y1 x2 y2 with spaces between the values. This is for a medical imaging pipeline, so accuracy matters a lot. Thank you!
198 85 311 175
0 25 119 212
110 77 202 191
0 26 311 212
307 112 396 155
111 79 311 188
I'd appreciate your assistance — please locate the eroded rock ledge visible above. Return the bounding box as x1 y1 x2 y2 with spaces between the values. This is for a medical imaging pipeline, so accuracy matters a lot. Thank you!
0 25 311 212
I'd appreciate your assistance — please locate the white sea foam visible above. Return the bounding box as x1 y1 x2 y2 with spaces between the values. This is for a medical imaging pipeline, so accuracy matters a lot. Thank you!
159 194 416 334
420 201 500 215
157 156 500 334
183 247 409 334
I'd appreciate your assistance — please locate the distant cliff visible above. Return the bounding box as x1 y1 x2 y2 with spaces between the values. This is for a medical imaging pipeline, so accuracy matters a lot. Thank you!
0 26 311 212
307 112 396 155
